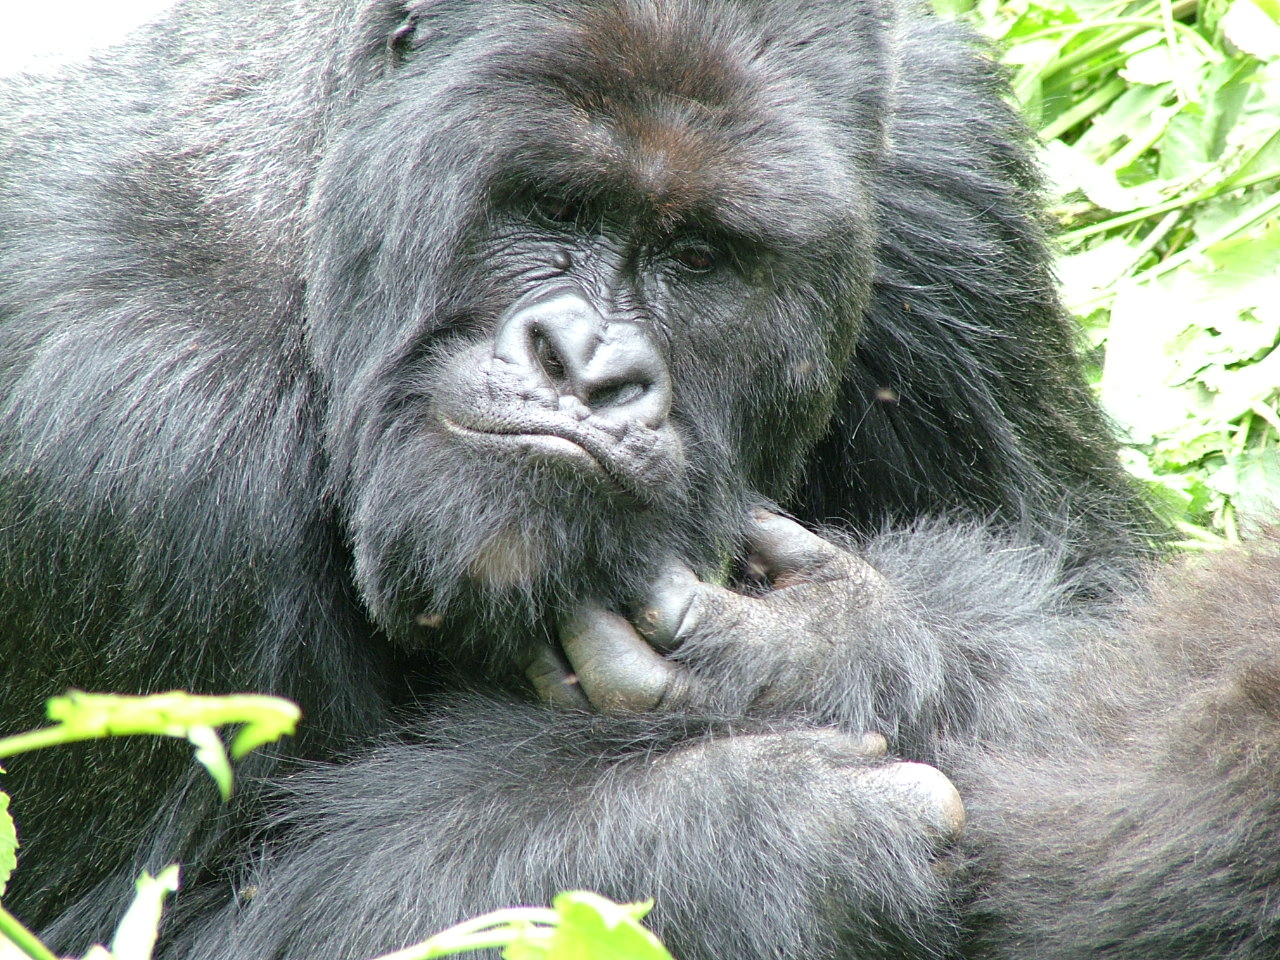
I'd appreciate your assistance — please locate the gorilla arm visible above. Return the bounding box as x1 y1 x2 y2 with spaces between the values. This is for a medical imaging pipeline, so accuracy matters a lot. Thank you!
538 515 1087 760
181 698 962 960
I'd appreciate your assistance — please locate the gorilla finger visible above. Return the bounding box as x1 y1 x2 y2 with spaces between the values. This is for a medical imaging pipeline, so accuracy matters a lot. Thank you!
524 645 590 710
560 604 687 713
859 762 966 840
745 511 846 583
632 558 706 651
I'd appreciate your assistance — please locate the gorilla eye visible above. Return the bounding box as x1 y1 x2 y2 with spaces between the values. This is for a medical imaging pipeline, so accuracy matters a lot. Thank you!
532 195 581 227
669 239 720 274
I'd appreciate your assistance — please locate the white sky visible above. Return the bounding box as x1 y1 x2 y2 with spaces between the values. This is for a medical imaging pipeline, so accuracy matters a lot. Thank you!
0 1 175 74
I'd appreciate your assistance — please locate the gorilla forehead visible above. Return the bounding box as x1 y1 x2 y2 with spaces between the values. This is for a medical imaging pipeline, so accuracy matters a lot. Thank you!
411 0 885 240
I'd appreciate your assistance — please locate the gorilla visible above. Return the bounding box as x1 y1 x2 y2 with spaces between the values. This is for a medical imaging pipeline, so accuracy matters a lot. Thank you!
2 0 1278 958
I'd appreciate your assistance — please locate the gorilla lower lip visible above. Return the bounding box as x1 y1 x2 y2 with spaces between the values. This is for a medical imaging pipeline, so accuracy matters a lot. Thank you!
439 413 610 473
435 404 687 502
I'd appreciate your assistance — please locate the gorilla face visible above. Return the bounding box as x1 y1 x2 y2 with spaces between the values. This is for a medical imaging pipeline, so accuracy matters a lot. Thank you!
303 0 885 659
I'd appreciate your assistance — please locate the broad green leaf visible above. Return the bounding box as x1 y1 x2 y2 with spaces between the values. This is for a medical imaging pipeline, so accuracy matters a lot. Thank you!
1100 283 1209 441
527 893 672 960
1204 59 1258 158
1201 347 1280 419
1152 426 1236 468
1056 234 1137 307
1205 217 1280 274
1041 140 1174 212
1001 37 1062 66
1222 0 1280 59
1122 44 1209 86
1228 130 1280 183
1159 112 1213 180
1004 1 1081 42
1225 448 1280 521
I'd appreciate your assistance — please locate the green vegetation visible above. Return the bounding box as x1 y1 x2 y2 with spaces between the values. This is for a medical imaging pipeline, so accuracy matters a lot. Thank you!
0 694 670 960
0 693 300 960
952 0 1280 547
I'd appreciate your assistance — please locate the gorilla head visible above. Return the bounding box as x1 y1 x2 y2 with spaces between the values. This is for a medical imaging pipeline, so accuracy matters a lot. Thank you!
305 1 884 661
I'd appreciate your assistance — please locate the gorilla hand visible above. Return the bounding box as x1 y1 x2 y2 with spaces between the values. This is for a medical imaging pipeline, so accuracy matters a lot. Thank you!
529 511 893 717
532 509 1072 761
526 511 967 841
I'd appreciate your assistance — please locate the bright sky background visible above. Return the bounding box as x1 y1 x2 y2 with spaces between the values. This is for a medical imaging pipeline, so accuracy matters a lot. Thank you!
0 1 175 74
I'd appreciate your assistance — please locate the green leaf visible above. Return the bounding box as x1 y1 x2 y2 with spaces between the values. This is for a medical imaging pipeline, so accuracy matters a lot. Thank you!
1227 447 1280 521
42 691 299 758
108 867 180 960
1255 0 1280 21
1159 112 1212 179
1056 233 1138 307
1201 346 1280 419
931 0 979 17
1076 83 1168 161
1041 139 1174 213
0 693 300 804
1122 44 1208 87
530 893 673 960
186 727 233 803
1151 427 1232 469
1204 58 1259 159
0 790 15 898
1204 216 1280 275
1228 130 1280 184
1100 282 1212 441
1222 0 1280 59
1003 1 1082 42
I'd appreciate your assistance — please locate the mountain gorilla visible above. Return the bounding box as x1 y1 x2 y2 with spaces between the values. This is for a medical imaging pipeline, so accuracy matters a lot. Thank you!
2 0 1278 958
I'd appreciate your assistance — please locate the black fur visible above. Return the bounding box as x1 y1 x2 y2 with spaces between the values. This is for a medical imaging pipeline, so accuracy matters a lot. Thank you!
4 1 1274 959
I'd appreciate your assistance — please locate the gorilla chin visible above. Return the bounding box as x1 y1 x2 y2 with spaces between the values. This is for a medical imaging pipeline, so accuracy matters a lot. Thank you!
353 402 739 665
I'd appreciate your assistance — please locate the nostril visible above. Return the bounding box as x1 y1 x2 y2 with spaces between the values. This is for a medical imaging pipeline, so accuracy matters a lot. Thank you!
586 380 647 410
494 294 671 426
533 331 568 384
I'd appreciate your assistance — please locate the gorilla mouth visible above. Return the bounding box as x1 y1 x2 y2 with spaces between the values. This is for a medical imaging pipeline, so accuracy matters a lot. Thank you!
437 410 685 499
424 297 688 502
439 412 609 473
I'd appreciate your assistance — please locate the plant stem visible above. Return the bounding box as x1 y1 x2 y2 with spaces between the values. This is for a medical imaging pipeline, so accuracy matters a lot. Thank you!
1060 168 1280 243
1040 77 1127 141
0 906 58 960
367 908 560 960
0 727 75 760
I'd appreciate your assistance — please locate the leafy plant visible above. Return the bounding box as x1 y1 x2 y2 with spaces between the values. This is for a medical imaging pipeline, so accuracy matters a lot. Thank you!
0 693 300 960
370 892 674 960
951 0 1280 545
0 692 302 802
0 693 671 960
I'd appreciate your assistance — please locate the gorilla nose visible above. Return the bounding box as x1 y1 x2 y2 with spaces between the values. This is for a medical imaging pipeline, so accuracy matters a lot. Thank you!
493 289 672 428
